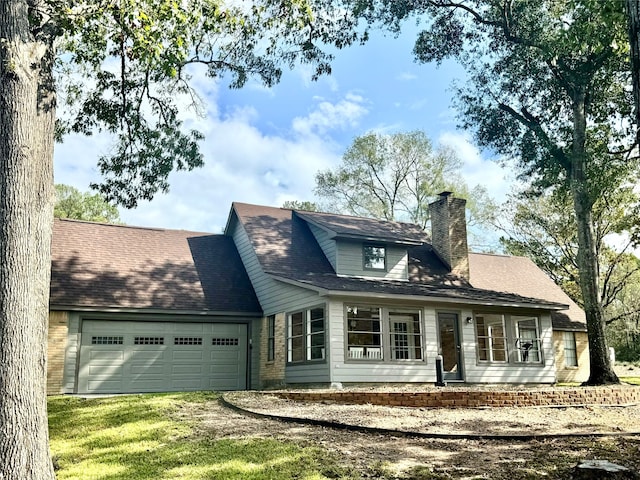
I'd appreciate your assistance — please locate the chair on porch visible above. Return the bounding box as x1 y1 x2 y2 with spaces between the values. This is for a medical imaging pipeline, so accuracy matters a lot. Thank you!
348 347 364 359
366 347 382 359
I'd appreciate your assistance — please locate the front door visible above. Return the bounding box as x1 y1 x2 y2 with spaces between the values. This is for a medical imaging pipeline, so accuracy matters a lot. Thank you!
437 312 463 381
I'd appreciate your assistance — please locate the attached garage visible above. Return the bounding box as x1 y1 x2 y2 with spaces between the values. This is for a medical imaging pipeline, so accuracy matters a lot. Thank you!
77 320 248 394
49 221 263 395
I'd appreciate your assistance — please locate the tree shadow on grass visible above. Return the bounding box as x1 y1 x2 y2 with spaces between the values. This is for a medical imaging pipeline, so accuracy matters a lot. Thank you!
48 394 352 480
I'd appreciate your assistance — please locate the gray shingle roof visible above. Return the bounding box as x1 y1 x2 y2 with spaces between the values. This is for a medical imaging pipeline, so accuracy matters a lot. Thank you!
468 253 587 331
232 202 335 277
51 219 261 314
295 210 427 245
232 203 571 312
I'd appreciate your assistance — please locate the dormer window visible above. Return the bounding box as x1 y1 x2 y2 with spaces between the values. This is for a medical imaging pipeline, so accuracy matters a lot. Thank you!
363 244 386 271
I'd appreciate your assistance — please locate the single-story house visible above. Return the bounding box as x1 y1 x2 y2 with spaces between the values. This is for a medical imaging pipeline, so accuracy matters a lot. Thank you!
47 192 589 394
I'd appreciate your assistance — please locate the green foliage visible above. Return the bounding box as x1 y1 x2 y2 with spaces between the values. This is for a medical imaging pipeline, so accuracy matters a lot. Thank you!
282 200 320 211
48 393 356 480
50 0 365 207
352 0 636 383
314 130 496 232
54 184 121 223
500 187 640 317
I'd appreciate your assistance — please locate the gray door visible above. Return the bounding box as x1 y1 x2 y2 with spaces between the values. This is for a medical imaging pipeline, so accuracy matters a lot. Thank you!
78 320 247 394
437 313 463 381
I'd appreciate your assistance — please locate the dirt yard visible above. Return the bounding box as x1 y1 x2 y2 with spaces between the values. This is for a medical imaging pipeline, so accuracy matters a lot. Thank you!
179 371 640 480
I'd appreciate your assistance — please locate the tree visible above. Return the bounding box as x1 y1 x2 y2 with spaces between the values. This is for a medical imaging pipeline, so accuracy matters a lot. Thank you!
315 130 496 233
282 200 320 212
627 0 640 141
499 187 640 325
1 2 361 477
353 0 635 384
54 184 121 223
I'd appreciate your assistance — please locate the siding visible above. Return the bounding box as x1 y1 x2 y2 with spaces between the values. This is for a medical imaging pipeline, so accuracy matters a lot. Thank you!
336 241 408 280
462 312 557 384
63 312 81 394
328 299 436 384
327 300 557 385
229 219 330 386
308 223 336 270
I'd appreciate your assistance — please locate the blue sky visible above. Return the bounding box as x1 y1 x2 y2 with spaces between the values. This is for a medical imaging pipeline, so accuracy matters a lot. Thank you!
53 25 514 234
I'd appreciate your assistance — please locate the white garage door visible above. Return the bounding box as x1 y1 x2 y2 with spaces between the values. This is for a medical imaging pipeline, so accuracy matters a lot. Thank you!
77 320 248 394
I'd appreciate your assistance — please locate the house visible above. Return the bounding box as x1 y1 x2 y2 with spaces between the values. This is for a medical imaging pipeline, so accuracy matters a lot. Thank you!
47 193 589 395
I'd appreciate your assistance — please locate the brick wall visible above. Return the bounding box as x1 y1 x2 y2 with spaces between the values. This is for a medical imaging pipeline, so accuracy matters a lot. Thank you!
274 385 640 408
259 313 286 388
47 311 69 395
554 331 590 383
428 193 469 279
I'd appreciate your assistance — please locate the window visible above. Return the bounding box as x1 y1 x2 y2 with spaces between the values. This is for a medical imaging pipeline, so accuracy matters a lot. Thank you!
363 244 386 270
346 306 423 361
514 316 541 363
389 311 423 360
347 306 382 359
212 338 239 346
134 337 164 345
563 331 578 367
475 313 543 364
174 337 202 345
287 307 325 363
267 315 275 361
475 314 507 362
91 336 123 345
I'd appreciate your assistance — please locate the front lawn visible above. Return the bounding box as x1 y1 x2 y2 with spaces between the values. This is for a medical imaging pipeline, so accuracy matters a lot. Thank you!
48 392 353 480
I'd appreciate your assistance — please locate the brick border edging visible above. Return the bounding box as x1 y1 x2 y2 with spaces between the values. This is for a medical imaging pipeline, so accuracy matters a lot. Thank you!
273 386 640 408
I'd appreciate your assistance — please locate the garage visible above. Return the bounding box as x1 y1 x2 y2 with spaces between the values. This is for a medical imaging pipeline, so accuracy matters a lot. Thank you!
77 320 248 394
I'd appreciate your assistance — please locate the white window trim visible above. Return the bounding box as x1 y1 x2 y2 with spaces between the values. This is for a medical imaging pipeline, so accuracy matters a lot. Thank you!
363 244 387 271
286 306 326 364
345 305 424 363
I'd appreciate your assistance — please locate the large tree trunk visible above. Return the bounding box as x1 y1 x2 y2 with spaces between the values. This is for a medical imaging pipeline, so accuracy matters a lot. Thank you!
627 0 640 142
0 1 57 478
570 90 619 385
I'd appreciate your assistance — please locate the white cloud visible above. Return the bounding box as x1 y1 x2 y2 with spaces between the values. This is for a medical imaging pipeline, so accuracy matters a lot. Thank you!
292 95 368 137
397 72 418 81
54 83 360 232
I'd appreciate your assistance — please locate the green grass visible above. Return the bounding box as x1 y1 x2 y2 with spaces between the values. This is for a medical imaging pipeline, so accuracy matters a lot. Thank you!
48 392 355 480
621 376 640 385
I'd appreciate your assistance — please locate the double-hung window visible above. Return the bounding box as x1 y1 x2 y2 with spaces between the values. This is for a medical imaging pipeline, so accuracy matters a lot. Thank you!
287 307 325 363
475 313 543 364
514 316 541 363
267 315 275 362
563 331 578 367
346 306 423 361
363 244 386 271
475 314 507 362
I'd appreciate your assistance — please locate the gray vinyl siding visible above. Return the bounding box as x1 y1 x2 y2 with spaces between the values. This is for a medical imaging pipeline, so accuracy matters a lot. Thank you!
327 299 436 384
229 219 317 314
336 241 408 280
326 300 557 385
229 217 329 384
308 223 336 270
462 311 556 383
63 312 81 393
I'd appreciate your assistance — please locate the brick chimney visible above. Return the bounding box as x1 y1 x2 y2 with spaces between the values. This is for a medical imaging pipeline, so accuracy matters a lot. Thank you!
428 191 469 279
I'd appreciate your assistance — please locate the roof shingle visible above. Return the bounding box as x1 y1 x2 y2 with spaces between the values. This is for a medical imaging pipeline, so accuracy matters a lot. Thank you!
51 219 261 314
232 203 573 313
